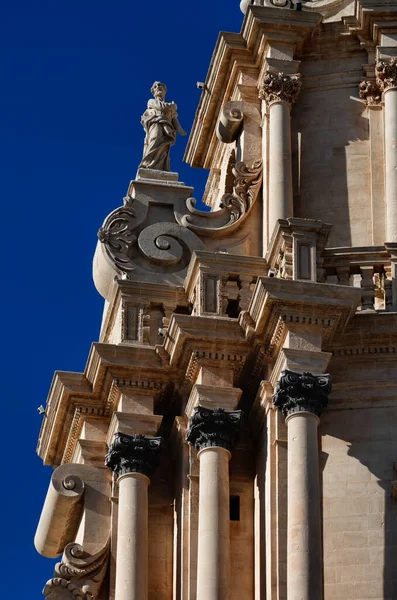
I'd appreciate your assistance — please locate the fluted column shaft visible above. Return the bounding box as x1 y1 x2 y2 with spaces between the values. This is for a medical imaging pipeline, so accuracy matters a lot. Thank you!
105 433 162 600
186 406 244 600
273 370 331 600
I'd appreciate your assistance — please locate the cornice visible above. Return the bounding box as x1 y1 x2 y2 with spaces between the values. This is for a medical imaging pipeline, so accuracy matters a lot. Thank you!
184 6 321 169
184 32 253 168
239 276 361 356
164 313 249 380
350 0 397 43
37 343 169 467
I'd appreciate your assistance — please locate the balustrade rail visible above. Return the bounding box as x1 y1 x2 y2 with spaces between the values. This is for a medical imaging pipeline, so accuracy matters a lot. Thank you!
322 246 393 311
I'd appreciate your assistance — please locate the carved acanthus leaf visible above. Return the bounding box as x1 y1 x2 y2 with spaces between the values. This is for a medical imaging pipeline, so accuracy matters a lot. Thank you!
43 541 109 600
273 370 332 418
186 406 244 452
105 433 163 478
259 72 301 106
179 160 263 237
376 58 397 92
359 79 382 106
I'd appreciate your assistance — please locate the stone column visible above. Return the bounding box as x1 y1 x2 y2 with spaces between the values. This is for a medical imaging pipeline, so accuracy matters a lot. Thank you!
186 406 244 600
273 370 332 600
377 59 397 242
259 71 301 239
105 433 162 600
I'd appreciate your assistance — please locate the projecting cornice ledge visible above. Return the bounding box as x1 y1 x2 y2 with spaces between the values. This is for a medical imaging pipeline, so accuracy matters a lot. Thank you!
37 343 170 467
238 277 361 357
163 313 250 383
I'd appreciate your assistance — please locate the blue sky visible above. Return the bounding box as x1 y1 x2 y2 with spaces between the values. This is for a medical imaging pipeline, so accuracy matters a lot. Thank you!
1 0 244 596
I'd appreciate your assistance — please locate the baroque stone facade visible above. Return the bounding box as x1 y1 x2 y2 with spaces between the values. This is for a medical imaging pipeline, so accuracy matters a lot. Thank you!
35 1 397 600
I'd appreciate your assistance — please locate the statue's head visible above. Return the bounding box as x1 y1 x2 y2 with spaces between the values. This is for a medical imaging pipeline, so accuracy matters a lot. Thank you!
151 81 167 100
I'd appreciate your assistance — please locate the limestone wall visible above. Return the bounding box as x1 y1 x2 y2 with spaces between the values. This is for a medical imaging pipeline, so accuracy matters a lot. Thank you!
292 37 376 247
320 407 397 599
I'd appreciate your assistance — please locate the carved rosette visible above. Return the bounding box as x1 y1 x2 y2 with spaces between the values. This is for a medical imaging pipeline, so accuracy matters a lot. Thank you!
186 406 244 453
359 80 382 106
43 541 109 600
105 432 163 478
259 72 301 106
376 58 397 92
273 370 332 418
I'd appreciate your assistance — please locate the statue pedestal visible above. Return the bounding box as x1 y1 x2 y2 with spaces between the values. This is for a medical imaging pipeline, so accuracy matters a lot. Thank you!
135 167 185 187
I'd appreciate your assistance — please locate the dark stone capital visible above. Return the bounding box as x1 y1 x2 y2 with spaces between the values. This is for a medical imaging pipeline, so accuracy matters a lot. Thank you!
105 432 163 478
273 370 331 418
186 406 244 453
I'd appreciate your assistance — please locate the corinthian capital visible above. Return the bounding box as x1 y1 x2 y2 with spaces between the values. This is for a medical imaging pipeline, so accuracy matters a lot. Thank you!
273 370 331 418
259 71 301 106
359 80 382 106
105 433 163 478
376 58 397 92
186 406 244 453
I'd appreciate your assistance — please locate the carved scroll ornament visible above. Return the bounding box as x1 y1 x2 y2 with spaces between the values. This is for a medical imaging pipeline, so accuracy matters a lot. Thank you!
97 159 263 280
217 101 244 143
177 159 263 237
43 541 109 600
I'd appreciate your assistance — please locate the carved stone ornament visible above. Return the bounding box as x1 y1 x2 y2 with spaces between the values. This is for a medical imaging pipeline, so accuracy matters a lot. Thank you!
273 369 332 418
359 80 382 106
43 541 109 600
139 81 186 172
105 432 163 478
376 59 397 93
179 160 263 237
185 406 244 452
96 159 263 284
97 206 137 274
259 72 301 106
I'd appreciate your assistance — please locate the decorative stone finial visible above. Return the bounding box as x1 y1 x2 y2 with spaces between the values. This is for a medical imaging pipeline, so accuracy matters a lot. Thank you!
258 72 302 106
376 58 397 92
273 370 332 418
359 80 382 106
139 81 186 172
105 432 163 478
186 406 244 452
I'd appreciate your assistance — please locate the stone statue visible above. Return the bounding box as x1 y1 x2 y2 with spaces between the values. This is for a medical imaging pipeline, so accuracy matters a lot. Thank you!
139 81 186 172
